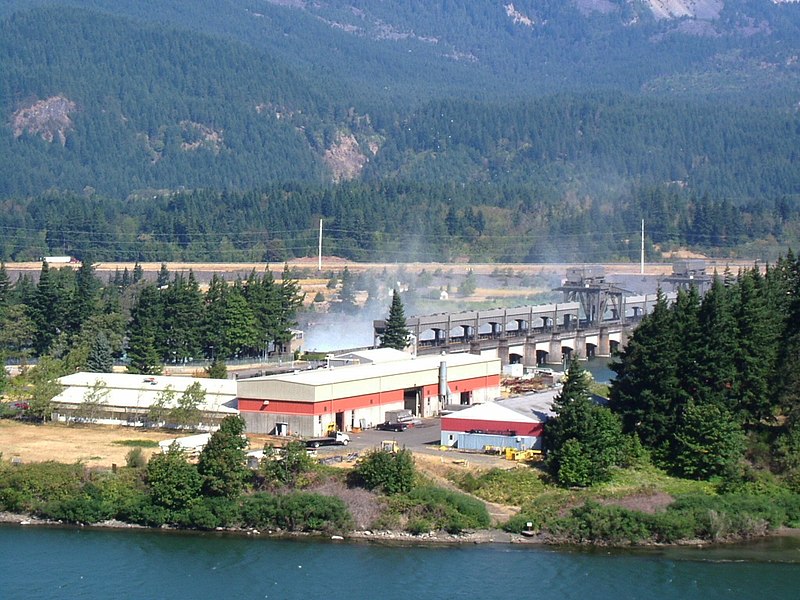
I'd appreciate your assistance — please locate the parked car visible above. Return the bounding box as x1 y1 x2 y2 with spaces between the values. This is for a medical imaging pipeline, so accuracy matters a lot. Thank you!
376 421 408 432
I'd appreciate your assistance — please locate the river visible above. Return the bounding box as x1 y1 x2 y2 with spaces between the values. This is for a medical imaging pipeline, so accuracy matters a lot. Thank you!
3 526 800 599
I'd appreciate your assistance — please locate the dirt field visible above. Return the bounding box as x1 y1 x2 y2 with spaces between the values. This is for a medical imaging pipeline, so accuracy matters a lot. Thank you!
0 421 171 468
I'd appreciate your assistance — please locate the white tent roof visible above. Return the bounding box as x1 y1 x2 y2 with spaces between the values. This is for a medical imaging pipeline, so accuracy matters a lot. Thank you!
334 348 411 364
445 401 541 423
54 372 238 414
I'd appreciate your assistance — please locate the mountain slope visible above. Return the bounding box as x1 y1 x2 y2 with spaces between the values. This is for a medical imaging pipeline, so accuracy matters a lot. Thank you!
3 0 799 100
0 7 352 196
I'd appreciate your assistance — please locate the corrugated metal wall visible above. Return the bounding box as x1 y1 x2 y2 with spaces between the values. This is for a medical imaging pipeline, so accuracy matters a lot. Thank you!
241 412 315 437
440 430 540 451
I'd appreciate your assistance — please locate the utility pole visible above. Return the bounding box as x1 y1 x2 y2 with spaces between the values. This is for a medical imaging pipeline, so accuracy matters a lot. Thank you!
318 219 323 272
640 219 645 276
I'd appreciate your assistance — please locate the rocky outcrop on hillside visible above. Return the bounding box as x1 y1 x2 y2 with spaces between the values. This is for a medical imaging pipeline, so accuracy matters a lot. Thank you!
179 121 224 153
504 3 535 27
323 133 369 182
644 0 724 20
12 96 76 145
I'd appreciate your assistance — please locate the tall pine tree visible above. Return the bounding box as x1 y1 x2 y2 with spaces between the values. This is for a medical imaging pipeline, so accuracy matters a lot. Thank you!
380 289 410 350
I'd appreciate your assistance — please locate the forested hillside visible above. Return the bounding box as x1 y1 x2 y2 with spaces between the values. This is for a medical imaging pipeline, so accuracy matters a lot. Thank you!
0 2 799 260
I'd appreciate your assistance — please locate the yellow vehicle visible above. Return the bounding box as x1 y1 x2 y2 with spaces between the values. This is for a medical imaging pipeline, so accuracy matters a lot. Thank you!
505 448 542 461
381 440 400 453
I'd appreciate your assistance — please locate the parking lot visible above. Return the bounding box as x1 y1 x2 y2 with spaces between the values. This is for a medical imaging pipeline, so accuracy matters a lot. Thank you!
310 418 517 469
312 418 441 456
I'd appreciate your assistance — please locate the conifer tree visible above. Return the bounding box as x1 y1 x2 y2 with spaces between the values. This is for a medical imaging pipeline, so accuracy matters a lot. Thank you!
0 262 10 308
276 264 304 353
610 290 682 463
30 262 62 355
157 263 170 287
161 272 203 363
695 276 739 413
203 275 228 359
672 400 745 479
66 259 101 336
545 360 625 486
380 289 410 350
333 266 358 314
221 283 260 358
197 415 249 499
776 252 800 421
243 268 280 355
86 331 114 373
733 267 778 424
205 357 228 379
671 286 703 404
126 285 164 374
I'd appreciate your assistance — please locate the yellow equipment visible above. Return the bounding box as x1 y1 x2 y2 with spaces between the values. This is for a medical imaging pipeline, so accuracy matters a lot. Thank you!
505 448 542 461
381 440 400 453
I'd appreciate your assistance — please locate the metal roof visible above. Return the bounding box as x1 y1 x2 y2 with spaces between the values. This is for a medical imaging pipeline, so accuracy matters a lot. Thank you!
334 348 412 364
443 401 541 424
237 353 501 403
53 372 238 414
244 353 495 386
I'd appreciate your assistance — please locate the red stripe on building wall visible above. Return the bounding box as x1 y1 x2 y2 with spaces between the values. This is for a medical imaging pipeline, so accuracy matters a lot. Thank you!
441 417 543 437
238 372 501 415
238 390 404 415
446 374 501 392
238 398 315 414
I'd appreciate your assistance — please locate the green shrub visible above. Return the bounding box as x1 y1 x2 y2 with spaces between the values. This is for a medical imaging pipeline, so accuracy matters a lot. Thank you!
39 491 113 524
241 493 280 528
277 492 352 532
406 517 434 535
647 510 697 543
174 496 242 530
241 491 351 532
0 462 84 512
452 467 545 505
125 448 147 469
261 441 317 488
392 485 490 534
503 490 572 533
146 449 202 511
551 501 652 544
118 494 170 527
112 440 160 448
351 449 415 495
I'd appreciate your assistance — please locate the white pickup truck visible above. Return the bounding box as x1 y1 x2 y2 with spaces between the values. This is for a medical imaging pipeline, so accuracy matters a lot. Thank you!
305 431 351 448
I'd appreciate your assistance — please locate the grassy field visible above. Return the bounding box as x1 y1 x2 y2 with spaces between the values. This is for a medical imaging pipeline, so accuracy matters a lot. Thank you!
0 420 171 467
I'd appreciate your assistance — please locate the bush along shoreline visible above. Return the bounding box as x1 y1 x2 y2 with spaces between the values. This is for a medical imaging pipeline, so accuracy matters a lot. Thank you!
4 455 800 547
3 413 800 547
0 417 491 540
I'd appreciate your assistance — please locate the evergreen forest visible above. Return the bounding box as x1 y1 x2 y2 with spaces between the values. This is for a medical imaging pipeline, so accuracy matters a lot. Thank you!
0 260 305 377
0 2 798 262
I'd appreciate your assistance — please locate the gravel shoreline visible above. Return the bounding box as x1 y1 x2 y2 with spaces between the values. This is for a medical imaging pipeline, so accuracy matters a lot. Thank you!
0 511 541 545
6 511 797 547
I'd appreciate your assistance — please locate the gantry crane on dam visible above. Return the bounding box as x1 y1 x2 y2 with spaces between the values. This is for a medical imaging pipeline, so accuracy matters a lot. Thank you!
373 263 710 367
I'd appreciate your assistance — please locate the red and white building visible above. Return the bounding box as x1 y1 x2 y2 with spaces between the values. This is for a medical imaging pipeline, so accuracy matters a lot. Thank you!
440 401 544 451
237 350 501 437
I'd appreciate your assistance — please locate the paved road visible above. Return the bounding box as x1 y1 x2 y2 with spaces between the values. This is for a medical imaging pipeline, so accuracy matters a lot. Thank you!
312 418 514 469
313 418 441 456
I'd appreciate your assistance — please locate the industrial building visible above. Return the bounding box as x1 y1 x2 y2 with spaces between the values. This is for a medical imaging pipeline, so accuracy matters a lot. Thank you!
51 372 238 430
237 350 501 437
440 401 544 451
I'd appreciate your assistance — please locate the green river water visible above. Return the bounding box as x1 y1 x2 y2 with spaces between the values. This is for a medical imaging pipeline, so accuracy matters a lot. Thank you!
2 526 800 599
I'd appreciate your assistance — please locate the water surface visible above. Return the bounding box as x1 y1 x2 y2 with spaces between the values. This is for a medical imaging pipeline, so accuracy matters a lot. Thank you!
3 526 800 599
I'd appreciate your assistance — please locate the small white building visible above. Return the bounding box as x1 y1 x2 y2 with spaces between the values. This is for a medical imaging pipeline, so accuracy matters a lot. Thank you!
51 372 238 430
